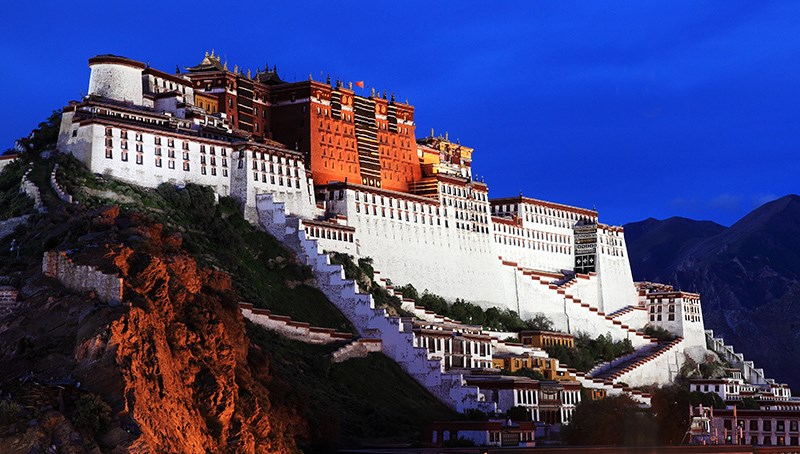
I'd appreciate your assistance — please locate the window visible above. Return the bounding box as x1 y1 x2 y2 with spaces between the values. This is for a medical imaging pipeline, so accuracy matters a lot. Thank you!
105 148 113 159
121 151 128 162
183 162 190 172
168 160 175 170
136 154 143 165
155 157 162 167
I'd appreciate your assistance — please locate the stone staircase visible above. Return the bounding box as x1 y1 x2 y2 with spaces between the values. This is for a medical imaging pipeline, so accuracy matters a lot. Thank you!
588 339 681 382
256 193 496 413
705 330 770 385
607 305 637 319
379 275 654 406
498 259 656 347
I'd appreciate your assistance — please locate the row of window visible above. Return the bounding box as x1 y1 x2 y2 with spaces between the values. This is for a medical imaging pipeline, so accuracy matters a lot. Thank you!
105 128 231 156
304 226 354 243
251 161 299 176
105 147 230 176
493 203 595 223
493 223 572 244
495 235 573 254
252 172 301 189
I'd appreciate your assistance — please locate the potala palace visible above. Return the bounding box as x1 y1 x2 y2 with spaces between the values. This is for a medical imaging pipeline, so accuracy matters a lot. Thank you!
53 53 799 446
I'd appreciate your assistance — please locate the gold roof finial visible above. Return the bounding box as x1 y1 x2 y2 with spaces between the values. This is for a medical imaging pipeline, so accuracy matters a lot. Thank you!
247 69 252 79
205 50 209 57
234 64 238 73
211 49 215 58
224 61 228 70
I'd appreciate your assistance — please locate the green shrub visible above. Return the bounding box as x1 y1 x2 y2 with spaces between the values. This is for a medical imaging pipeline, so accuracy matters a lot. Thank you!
70 393 111 433
396 283 553 332
0 399 21 424
642 325 676 342
545 333 635 373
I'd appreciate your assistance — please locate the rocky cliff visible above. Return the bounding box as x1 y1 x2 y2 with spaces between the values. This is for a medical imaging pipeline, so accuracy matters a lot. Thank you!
0 204 296 453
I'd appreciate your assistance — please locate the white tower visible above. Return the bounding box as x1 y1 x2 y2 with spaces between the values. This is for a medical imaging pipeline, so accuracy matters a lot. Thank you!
87 55 145 105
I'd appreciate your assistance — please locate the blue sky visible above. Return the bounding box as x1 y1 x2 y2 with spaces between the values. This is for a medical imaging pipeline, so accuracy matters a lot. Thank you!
2 1 799 226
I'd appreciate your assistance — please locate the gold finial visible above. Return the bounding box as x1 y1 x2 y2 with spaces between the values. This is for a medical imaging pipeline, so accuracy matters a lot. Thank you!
371 87 376 97
224 61 228 70
211 49 215 58
348 81 353 90
205 50 209 57
234 64 238 73
309 73 313 81
247 69 252 79
430 127 434 137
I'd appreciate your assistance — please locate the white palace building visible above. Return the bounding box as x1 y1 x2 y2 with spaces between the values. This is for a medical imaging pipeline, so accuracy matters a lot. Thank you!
53 54 798 437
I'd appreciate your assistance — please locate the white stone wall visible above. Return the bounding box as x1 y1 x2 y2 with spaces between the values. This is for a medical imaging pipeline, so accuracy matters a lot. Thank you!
42 250 123 305
240 303 353 344
320 186 504 306
645 294 706 349
0 156 16 173
595 227 638 314
88 63 143 105
231 148 316 222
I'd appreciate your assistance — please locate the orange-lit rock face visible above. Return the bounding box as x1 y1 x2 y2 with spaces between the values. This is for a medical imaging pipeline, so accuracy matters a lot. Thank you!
94 213 292 453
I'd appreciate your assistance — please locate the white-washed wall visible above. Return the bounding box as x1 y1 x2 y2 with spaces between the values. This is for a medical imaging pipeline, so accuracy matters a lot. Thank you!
596 227 638 314
323 187 504 306
0 156 16 173
42 250 123 305
88 63 143 105
233 148 316 222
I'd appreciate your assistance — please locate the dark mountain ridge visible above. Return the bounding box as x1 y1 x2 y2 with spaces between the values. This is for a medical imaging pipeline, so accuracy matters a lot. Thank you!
625 194 800 390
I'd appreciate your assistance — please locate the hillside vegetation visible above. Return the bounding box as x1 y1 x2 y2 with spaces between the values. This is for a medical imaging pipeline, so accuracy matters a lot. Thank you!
0 113 454 451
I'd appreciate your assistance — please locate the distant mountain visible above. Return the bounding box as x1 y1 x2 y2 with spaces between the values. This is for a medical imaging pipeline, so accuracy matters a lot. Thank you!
625 195 800 390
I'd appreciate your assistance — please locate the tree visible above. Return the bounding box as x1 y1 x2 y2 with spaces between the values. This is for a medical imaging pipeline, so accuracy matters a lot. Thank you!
563 395 657 446
525 313 554 331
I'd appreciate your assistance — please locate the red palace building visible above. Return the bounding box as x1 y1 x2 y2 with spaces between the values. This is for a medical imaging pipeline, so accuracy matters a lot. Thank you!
184 52 422 192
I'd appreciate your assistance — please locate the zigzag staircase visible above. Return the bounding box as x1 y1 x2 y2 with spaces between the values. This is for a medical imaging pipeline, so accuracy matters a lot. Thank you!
498 259 657 348
705 330 770 385
256 194 496 413
374 270 654 405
